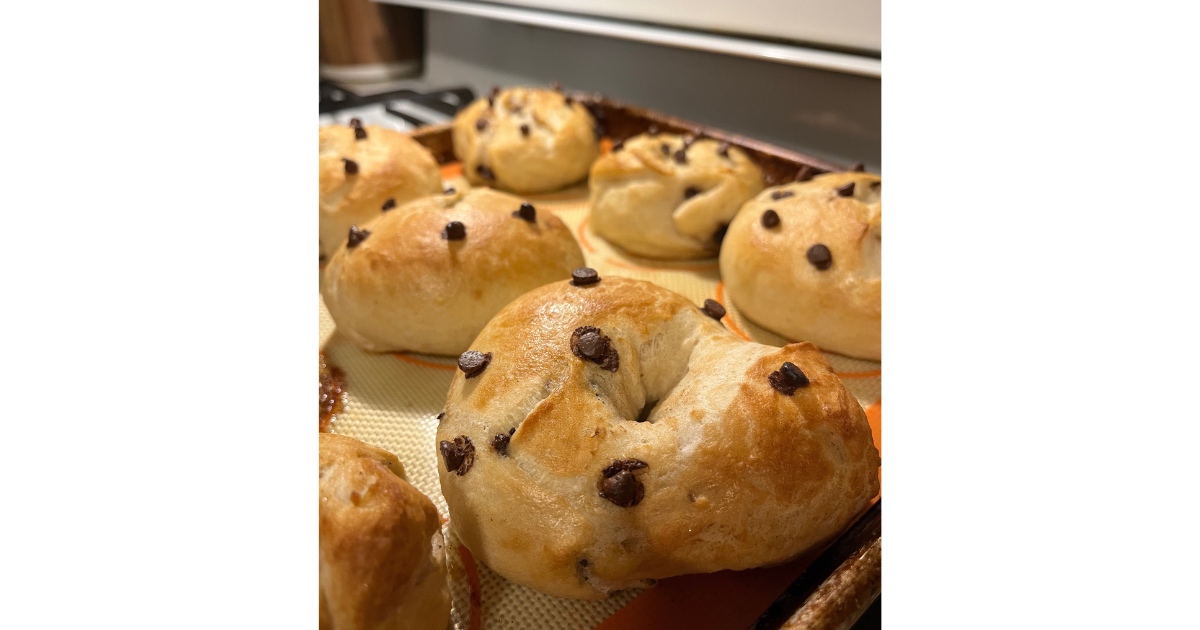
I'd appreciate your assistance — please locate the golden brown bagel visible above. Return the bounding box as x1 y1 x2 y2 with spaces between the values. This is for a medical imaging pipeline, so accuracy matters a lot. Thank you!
452 87 599 194
436 275 880 599
720 172 882 360
319 433 450 630
321 188 586 356
589 133 763 259
319 124 442 260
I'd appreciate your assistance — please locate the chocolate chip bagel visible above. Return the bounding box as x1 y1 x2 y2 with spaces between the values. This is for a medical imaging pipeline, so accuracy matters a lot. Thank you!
589 133 764 259
319 433 450 630
452 86 600 194
436 273 880 599
321 187 586 356
720 171 881 360
320 120 443 260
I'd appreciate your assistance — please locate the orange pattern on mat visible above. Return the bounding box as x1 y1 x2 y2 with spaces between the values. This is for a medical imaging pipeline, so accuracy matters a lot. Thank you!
457 544 483 630
835 369 882 379
605 257 719 273
393 353 457 371
714 281 751 341
577 214 597 253
439 162 463 180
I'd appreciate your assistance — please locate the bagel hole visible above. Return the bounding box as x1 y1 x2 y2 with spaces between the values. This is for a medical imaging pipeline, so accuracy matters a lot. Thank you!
635 399 658 423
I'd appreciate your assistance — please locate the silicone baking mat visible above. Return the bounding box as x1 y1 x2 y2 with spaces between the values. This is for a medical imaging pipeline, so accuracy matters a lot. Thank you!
319 164 882 630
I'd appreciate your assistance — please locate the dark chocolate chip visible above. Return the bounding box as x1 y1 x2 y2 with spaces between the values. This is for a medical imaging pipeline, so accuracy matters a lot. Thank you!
612 139 624 152
647 124 660 136
571 267 600 286
673 149 688 165
761 209 780 228
701 299 726 321
443 221 467 241
836 182 855 197
491 428 514 456
381 198 396 212
599 459 648 507
565 95 574 106
660 143 670 156
712 223 729 246
437 412 445 420
717 142 731 158
795 165 815 182
684 186 701 199
771 190 794 200
457 350 492 378
520 123 530 137
768 361 810 396
806 244 833 270
346 225 370 248
444 186 457 195
348 118 362 128
513 202 536 222
354 126 367 140
477 164 495 180
848 162 865 172
343 158 358 175
476 118 488 131
571 326 619 372
439 436 475 476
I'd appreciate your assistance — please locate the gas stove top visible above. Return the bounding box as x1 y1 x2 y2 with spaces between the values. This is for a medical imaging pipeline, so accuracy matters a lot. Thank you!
318 81 475 131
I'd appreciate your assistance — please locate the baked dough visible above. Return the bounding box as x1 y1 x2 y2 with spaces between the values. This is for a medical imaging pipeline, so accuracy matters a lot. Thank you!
589 133 763 259
319 433 450 630
321 187 586 356
719 172 881 360
436 275 880 599
319 123 442 260
452 87 599 194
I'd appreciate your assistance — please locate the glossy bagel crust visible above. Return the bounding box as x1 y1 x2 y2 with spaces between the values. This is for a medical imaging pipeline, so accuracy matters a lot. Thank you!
319 433 450 630
436 276 880 599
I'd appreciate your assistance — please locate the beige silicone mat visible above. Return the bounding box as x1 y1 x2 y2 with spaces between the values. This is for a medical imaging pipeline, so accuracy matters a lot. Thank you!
319 179 882 630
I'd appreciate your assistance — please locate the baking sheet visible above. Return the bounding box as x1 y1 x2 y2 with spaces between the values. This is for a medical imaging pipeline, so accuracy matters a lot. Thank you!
319 161 882 630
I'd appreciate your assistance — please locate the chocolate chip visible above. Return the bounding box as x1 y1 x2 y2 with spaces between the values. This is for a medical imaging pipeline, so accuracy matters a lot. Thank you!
444 186 457 195
571 326 619 372
490 86 500 98
660 143 670 156
768 361 810 396
346 225 370 248
439 436 475 476
349 118 362 127
647 124 659 136
520 123 530 137
443 221 466 241
795 165 815 182
762 209 780 228
491 428 515 456
565 95 574 106
354 126 367 140
717 142 731 158
701 299 726 320
343 158 358 175
513 202 536 222
599 459 648 507
571 267 600 286
712 223 729 246
836 182 855 197
381 198 396 212
673 149 688 165
771 190 794 200
806 244 833 270
848 162 865 172
477 164 495 180
684 186 701 199
476 118 488 131
612 139 624 152
457 350 492 378
437 412 445 420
